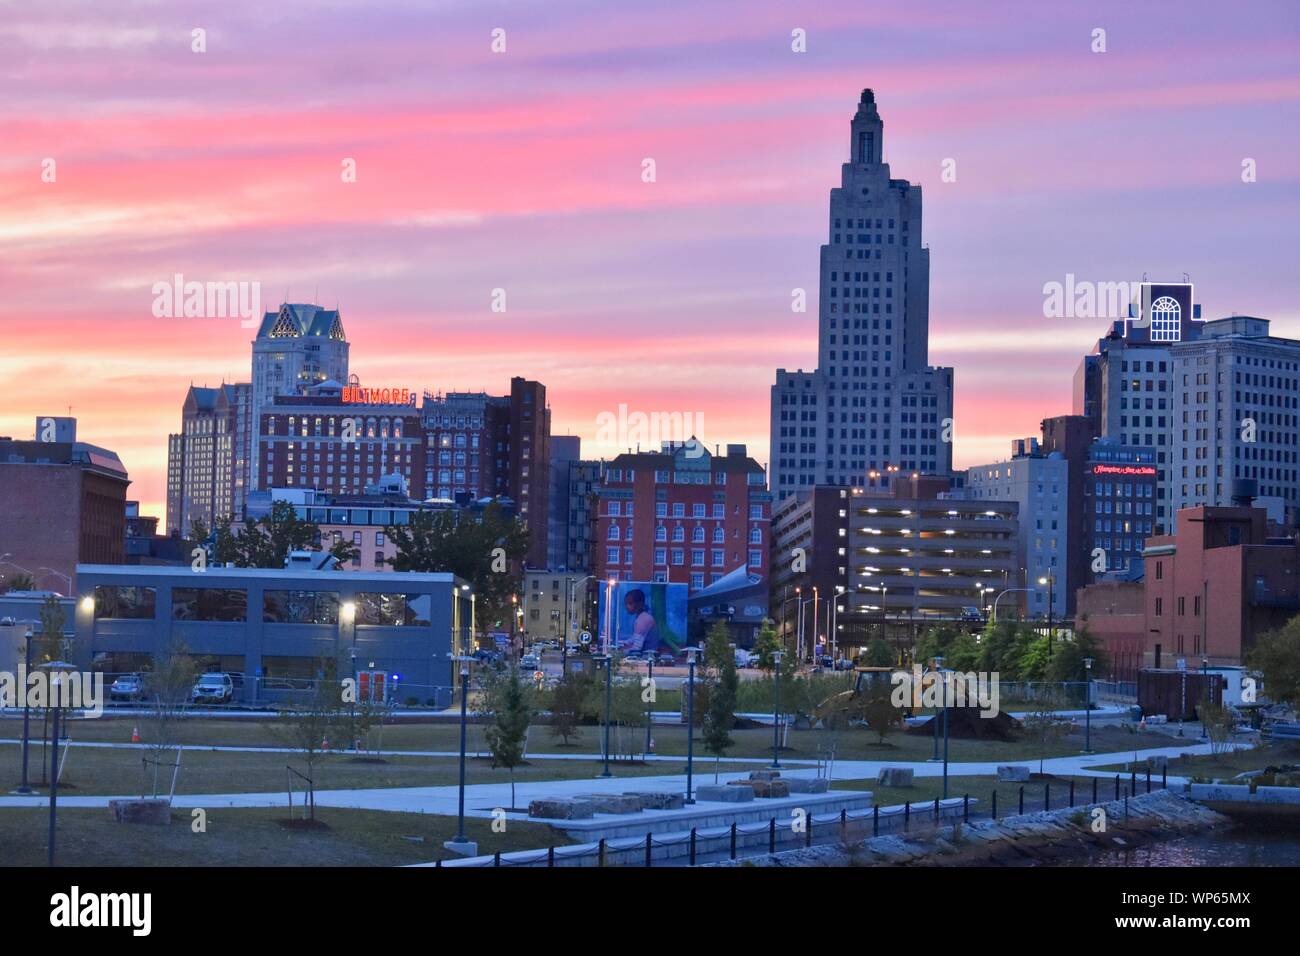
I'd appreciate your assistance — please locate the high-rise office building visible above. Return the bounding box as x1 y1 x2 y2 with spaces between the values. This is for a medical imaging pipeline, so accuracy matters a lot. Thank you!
547 435 581 570
166 383 250 535
250 303 350 495
770 88 954 499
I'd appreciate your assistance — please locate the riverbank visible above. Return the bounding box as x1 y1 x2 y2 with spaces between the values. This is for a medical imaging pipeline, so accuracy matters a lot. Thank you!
709 790 1229 867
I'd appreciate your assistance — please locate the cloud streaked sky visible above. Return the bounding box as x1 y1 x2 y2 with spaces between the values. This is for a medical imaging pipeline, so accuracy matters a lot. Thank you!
2 0 1298 520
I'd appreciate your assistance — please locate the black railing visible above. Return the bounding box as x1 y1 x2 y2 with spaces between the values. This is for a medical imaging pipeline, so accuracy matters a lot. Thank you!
443 775 1170 868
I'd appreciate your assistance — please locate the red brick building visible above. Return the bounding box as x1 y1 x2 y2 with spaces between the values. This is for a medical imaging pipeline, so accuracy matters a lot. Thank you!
1143 505 1300 668
1074 579 1145 682
593 442 771 594
258 386 426 499
0 433 130 592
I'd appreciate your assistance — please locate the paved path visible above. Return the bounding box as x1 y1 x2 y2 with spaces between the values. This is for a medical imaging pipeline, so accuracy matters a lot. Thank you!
0 740 1245 814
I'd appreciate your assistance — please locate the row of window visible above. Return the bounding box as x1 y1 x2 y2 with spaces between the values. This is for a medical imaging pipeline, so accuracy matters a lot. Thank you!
92 586 430 626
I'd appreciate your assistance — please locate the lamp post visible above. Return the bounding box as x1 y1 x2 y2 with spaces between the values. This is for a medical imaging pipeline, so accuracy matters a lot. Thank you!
929 656 943 762
645 656 654 754
991 587 1033 624
1201 655 1210 741
1038 571 1056 658
42 660 74 867
770 650 784 769
14 626 36 795
940 660 950 800
38 568 72 595
595 653 613 777
444 653 475 855
684 645 701 803
1083 657 1094 754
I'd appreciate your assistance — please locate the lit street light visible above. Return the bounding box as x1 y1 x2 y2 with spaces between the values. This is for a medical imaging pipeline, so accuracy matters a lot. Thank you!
770 650 784 769
684 645 702 803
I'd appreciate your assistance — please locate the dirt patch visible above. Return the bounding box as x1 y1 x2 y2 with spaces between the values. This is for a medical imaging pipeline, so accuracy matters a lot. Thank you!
905 708 1022 741
277 817 332 832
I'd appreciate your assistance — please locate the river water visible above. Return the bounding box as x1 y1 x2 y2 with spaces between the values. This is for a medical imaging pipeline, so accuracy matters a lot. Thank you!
1056 824 1300 866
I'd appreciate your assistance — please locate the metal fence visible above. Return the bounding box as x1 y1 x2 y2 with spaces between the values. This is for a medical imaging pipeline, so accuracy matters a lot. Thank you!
442 770 1173 868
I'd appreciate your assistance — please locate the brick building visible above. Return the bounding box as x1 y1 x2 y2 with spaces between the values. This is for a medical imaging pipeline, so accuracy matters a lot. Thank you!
1074 578 1145 683
0 421 130 591
593 442 771 594
1142 499 1300 668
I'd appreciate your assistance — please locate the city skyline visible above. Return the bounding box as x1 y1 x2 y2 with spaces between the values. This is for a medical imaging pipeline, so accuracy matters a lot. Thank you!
2 0 1298 519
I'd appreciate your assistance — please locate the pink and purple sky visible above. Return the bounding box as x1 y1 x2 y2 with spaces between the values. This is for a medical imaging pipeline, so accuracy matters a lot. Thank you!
2 0 1298 521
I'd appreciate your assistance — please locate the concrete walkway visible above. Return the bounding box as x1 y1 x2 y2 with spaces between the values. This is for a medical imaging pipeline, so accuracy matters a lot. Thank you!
0 740 1246 814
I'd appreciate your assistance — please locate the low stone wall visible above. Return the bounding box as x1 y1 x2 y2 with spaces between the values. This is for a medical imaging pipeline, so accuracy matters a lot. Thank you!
707 790 1228 867
1190 783 1300 815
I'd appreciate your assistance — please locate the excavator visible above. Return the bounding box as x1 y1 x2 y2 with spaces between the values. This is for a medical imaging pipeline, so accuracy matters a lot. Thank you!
813 666 900 723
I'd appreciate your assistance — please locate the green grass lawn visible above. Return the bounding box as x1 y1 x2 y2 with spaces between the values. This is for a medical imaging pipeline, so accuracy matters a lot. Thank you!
1 713 1174 768
0 805 571 866
4 744 754 797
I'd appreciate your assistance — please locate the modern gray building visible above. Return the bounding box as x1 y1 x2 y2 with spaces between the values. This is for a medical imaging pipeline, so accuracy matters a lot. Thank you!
74 564 468 706
547 435 581 570
770 88 954 499
961 439 1069 620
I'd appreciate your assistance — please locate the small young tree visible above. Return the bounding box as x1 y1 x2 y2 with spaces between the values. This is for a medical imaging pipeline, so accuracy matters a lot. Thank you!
270 665 346 820
1020 692 1070 773
33 595 67 665
481 665 535 808
141 640 198 799
548 670 589 747
1200 697 1238 756
863 638 894 667
752 621 782 672
862 691 901 746
702 626 739 782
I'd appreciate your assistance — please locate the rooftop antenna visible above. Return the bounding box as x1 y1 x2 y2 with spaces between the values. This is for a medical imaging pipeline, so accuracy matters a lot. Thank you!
1182 272 1190 283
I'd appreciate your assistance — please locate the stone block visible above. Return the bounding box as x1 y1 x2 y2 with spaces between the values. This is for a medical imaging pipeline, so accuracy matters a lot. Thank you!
748 779 791 798
108 799 171 825
783 777 831 793
528 798 594 819
877 767 915 787
624 791 685 810
697 784 754 802
573 793 644 814
996 765 1031 782
749 770 781 781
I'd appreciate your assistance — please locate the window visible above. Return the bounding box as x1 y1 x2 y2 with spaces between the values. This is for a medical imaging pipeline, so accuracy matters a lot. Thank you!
92 586 156 620
354 592 430 626
748 550 763 567
263 590 340 625
172 588 247 622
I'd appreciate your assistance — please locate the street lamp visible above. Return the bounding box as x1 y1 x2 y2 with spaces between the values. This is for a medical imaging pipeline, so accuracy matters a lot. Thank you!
770 650 784 769
42 659 75 866
38 568 72 595
594 653 613 777
991 587 1032 624
1083 657 1094 754
443 653 476 855
14 625 36 794
645 655 654 754
1201 656 1210 741
1038 571 1056 657
684 645 702 803
929 656 944 763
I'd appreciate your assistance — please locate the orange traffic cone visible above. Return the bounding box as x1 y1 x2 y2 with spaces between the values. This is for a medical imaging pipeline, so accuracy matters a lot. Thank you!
131 726 140 744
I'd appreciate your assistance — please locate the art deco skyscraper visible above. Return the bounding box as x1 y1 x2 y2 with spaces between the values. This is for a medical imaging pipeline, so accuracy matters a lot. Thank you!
770 89 953 499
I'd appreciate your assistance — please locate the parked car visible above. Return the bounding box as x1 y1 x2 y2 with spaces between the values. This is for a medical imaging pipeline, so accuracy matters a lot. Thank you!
657 653 677 666
191 672 234 705
520 654 540 669
109 673 146 702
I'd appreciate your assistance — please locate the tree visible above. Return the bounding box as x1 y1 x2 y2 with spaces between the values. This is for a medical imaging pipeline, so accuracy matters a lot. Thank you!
548 670 590 747
480 665 535 809
32 595 66 664
1246 614 1300 705
140 640 198 799
862 690 901 746
863 638 894 667
1020 692 1069 773
1199 697 1238 756
702 623 738 781
752 621 782 671
1016 632 1054 682
2 571 37 594
1046 626 1109 684
385 502 528 625
914 623 961 667
269 664 346 820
